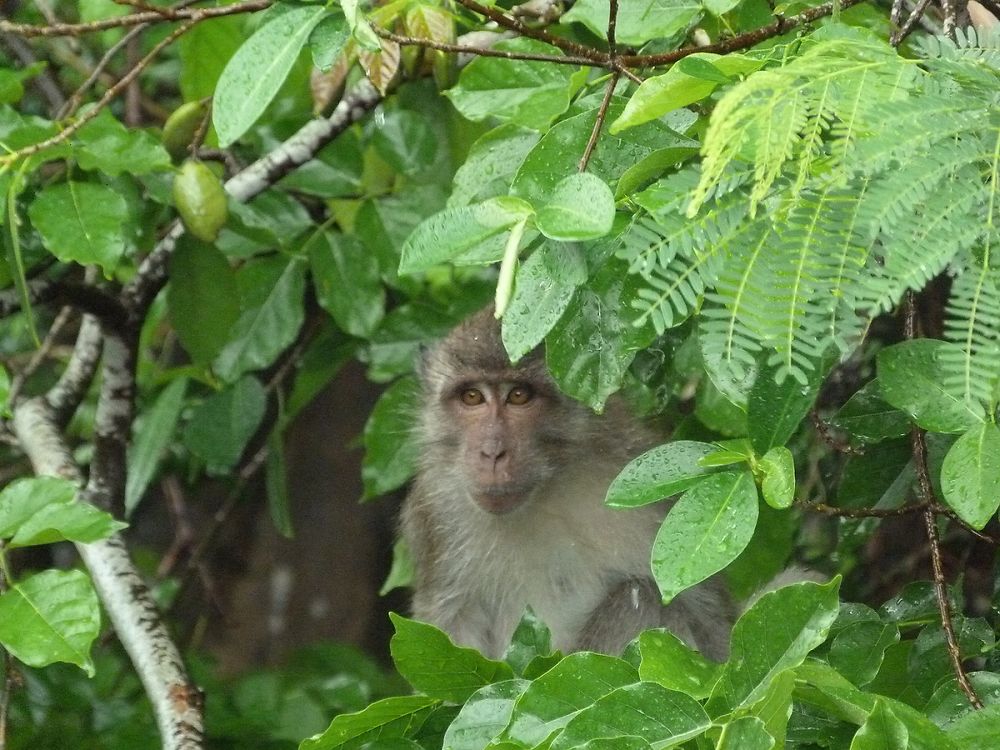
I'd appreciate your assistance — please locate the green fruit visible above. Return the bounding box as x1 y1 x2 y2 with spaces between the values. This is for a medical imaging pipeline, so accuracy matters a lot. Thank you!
173 159 228 243
162 100 208 162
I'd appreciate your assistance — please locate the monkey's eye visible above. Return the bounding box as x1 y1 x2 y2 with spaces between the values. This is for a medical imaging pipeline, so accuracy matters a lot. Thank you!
507 385 534 405
461 388 485 406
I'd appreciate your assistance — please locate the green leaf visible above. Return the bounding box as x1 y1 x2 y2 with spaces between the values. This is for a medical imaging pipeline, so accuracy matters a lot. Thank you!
748 362 819 454
0 569 100 676
948 703 1000 746
850 700 908 750
450 124 540 208
214 256 307 382
939 422 1000 529
182 376 267 474
503 609 555 677
370 109 438 177
213 5 327 146
75 110 171 175
637 629 722 699
168 236 240 364
652 470 758 603
561 0 702 46
445 39 583 130
380 539 415 596
28 181 128 275
399 197 534 275
309 12 350 70
710 579 841 712
760 446 795 509
501 242 587 363
266 429 293 538
829 621 900 688
309 230 385 337
0 476 126 548
831 380 911 443
613 53 764 132
501 653 638 746
442 679 530 750
300 695 440 750
878 340 985 434
341 0 381 51
178 16 244 101
549 682 711 750
126 377 188 516
606 440 717 508
535 173 616 241
362 377 420 498
389 614 514 703
717 716 775 750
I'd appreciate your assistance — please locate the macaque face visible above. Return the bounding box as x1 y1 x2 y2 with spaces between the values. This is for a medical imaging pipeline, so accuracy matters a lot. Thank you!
444 378 551 514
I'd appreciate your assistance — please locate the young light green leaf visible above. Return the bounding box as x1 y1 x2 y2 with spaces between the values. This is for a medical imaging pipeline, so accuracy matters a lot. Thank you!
501 242 587 363
878 340 985 433
0 569 100 676
28 181 128 275
300 695 440 750
0 476 126 547
535 173 616 241
710 579 841 712
182 376 266 474
548 682 711 750
399 197 534 275
389 614 514 703
605 441 717 508
637 629 722 699
168 236 240 364
850 700 908 750
940 422 1000 529
652 470 758 603
380 539 415 596
126 377 188 516
760 446 795 509
340 0 381 51
443 679 531 750
501 653 638 747
213 5 327 146
717 716 775 750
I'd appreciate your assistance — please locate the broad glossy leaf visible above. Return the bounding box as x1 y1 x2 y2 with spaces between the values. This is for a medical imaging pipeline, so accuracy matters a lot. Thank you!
940 422 1000 529
760 446 795 509
445 39 583 130
548 682 711 750
605 440 716 508
182 376 266 473
126 377 188 516
443 679 530 750
501 653 638 746
399 197 533 275
168 236 240 364
213 5 327 146
309 231 385 337
362 377 420 498
710 579 841 712
878 340 984 433
535 173 615 242
561 0 703 46
908 616 994 700
831 381 910 443
0 476 125 548
546 258 657 411
28 181 128 274
829 621 900 687
501 242 587 363
511 101 696 207
926 672 1000 727
718 716 775 750
850 700 907 750
637 629 721 699
748 362 819 454
214 256 307 382
300 695 439 750
75 111 170 175
389 614 514 703
280 130 364 198
371 109 438 177
947 702 1000 746
178 16 244 100
450 124 540 208
613 53 763 132
309 13 349 71
726 503 797 599
503 610 555 676
652 470 757 603
0 569 100 676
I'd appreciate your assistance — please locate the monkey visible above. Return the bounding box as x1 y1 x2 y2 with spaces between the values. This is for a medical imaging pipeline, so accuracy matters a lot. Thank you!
399 308 736 660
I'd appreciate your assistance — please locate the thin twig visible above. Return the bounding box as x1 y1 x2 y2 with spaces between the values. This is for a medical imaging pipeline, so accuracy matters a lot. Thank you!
891 0 936 45
810 409 865 455
373 27 598 66
607 0 620 56
799 499 932 518
8 306 75 404
455 0 606 61
579 72 619 172
59 21 149 119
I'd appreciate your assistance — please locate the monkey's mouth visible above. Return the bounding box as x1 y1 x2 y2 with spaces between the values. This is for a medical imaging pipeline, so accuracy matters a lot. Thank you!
473 485 531 515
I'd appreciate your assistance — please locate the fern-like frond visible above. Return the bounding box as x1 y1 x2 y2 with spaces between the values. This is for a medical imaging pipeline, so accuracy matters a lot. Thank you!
920 27 1000 79
942 260 1000 410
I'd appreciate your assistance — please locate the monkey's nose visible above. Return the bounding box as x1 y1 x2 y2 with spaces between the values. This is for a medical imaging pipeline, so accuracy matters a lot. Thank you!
480 439 507 466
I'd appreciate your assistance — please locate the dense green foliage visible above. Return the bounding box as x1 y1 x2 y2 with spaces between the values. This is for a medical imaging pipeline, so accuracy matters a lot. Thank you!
1 0 1000 747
